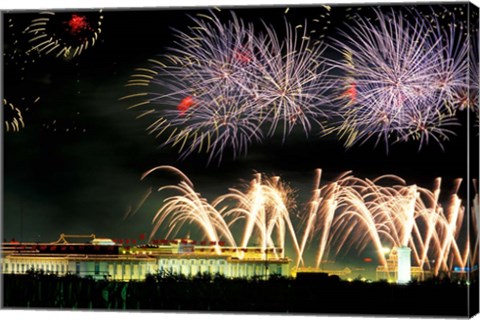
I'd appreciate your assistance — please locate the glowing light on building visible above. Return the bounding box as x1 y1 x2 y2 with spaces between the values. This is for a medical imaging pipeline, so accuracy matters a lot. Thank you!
397 246 412 284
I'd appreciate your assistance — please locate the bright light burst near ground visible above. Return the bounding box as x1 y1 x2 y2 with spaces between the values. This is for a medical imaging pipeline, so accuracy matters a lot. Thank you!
142 166 477 278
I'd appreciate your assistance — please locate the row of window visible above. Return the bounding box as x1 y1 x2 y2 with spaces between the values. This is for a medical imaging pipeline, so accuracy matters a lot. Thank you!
74 261 156 278
1 261 68 274
159 263 284 278
158 258 227 266
160 265 225 275
227 264 284 277
1 260 153 277
1 259 286 278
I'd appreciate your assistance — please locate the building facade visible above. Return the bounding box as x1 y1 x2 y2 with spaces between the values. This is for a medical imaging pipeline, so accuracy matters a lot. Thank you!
376 247 429 283
1 235 291 281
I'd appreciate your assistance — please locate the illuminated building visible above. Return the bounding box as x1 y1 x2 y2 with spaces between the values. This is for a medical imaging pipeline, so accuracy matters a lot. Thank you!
0 234 291 281
291 266 352 278
376 247 429 283
451 265 479 283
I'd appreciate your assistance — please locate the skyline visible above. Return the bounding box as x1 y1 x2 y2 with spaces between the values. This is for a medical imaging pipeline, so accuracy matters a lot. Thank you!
3 3 479 280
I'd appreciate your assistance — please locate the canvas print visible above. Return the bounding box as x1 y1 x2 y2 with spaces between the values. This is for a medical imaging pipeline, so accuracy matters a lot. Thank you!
2 1 479 317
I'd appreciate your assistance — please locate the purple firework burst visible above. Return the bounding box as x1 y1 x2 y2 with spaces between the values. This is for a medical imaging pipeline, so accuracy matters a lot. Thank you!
124 11 265 164
252 20 334 140
163 89 264 165
331 7 465 151
124 10 333 163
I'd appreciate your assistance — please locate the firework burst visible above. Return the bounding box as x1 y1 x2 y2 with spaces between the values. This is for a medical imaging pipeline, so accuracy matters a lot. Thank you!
419 5 479 124
162 90 265 164
3 99 25 132
124 11 264 164
124 10 333 163
144 166 299 259
331 7 464 151
298 170 469 276
164 11 259 100
217 173 300 259
129 80 265 164
140 165 472 277
25 10 103 59
252 21 334 140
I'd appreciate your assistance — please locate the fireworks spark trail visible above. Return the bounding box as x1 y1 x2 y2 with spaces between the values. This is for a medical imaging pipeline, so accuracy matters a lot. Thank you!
124 11 265 164
160 90 265 165
141 165 194 187
427 11 468 110
164 11 260 99
216 173 301 260
297 171 468 276
413 177 443 269
141 166 470 277
4 99 25 132
145 167 302 259
297 168 323 267
3 16 42 83
124 10 333 163
470 184 479 266
25 10 103 60
330 7 463 151
143 167 236 252
151 181 237 253
413 5 478 125
252 20 334 141
123 187 153 221
288 4 332 43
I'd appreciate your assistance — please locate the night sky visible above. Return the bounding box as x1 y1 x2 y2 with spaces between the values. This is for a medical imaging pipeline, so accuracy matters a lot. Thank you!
3 2 478 277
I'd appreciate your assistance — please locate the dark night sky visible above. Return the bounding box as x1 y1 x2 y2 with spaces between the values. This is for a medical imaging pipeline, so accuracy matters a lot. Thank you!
2 2 478 276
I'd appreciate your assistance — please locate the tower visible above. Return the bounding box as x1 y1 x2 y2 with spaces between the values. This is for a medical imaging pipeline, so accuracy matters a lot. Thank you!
397 246 412 284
